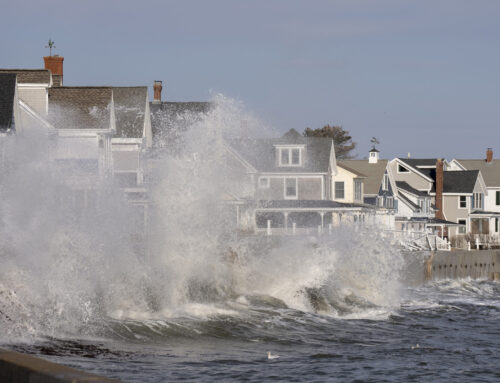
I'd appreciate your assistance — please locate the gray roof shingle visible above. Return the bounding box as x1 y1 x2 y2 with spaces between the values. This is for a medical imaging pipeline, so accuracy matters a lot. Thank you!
0 73 16 131
48 87 113 130
337 160 388 195
396 181 428 196
113 87 147 138
455 159 500 187
227 136 333 173
0 69 51 84
442 170 479 193
258 200 371 209
150 101 212 150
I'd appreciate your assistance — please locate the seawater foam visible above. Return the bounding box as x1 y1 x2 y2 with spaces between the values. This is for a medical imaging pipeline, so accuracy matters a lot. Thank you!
0 95 404 343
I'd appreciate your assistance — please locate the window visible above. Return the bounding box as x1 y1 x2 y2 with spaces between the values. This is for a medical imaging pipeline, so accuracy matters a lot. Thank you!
370 152 376 158
496 218 499 233
285 178 297 199
258 177 270 189
398 164 409 173
382 174 389 191
418 199 424 211
281 149 289 165
291 148 300 165
458 219 466 234
387 196 394 208
278 147 302 166
473 193 484 209
496 191 500 206
354 180 362 201
459 195 467 208
335 181 345 199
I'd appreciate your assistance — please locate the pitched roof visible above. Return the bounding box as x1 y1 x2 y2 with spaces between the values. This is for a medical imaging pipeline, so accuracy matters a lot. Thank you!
397 191 420 211
397 158 437 180
113 87 147 138
398 158 437 168
454 159 500 187
150 101 212 149
0 69 51 84
337 163 367 177
0 73 16 131
227 136 333 173
337 160 388 195
396 181 428 197
442 170 480 193
48 87 113 130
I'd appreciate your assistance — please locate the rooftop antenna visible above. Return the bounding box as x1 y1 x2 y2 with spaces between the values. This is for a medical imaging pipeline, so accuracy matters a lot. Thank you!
370 136 380 150
45 39 56 56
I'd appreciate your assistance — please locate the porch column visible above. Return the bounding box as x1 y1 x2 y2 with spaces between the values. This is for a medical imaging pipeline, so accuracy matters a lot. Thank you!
320 212 325 228
284 212 289 232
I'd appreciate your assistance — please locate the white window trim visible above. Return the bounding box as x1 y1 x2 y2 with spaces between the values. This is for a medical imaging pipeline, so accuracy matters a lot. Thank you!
258 177 270 189
387 196 394 208
334 181 345 200
457 219 467 234
284 177 298 200
382 174 389 191
278 147 302 167
354 180 362 201
458 195 467 209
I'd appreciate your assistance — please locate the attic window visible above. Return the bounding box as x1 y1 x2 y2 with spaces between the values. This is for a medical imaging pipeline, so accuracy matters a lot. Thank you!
398 164 409 173
278 147 302 166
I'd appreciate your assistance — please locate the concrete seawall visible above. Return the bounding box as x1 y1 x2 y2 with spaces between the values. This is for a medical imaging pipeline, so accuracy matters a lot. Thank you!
0 348 122 383
424 250 500 281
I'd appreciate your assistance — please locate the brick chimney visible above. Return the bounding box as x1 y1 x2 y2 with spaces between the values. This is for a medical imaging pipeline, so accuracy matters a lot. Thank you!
435 158 444 220
153 80 163 103
44 55 64 86
486 148 493 163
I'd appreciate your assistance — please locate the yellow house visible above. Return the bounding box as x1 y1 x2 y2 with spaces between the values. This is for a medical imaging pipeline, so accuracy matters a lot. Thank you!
333 164 366 204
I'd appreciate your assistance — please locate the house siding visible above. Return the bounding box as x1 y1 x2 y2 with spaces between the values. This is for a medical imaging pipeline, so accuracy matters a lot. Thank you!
113 150 140 172
18 87 47 116
257 176 322 200
298 177 322 200
443 195 469 236
389 161 431 191
333 167 355 202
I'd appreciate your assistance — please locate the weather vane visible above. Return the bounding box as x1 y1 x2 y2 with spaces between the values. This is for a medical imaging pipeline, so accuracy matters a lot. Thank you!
370 137 380 149
45 39 56 56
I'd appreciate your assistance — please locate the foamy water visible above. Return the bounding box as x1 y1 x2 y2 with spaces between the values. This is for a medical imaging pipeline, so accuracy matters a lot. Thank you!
2 96 498 381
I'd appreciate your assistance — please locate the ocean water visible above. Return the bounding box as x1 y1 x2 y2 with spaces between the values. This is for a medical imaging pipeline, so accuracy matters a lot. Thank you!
1 97 499 382
4 278 500 382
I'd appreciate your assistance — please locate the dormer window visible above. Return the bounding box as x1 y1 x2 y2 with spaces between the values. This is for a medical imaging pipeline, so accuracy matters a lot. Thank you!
278 147 302 167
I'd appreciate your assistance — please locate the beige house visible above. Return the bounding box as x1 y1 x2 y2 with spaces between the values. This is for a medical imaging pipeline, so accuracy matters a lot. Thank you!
332 163 366 204
449 149 500 237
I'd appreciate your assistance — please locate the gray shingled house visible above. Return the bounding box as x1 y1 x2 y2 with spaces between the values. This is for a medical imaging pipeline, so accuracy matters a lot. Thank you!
225 129 373 233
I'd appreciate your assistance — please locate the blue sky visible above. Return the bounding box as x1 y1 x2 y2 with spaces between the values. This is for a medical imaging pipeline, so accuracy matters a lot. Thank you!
2 0 499 159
